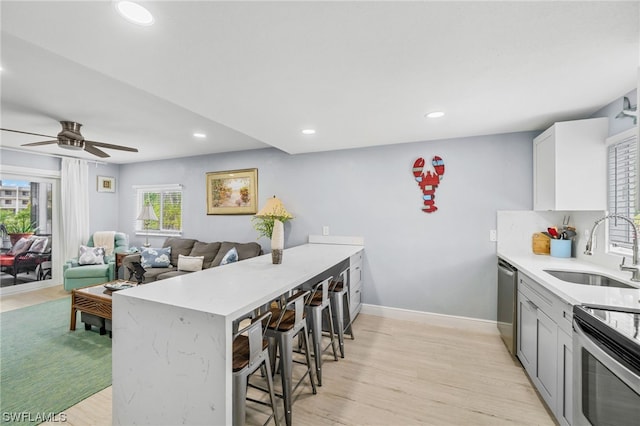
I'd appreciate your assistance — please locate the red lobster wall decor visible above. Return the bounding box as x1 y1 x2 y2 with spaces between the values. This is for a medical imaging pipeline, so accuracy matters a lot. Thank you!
412 156 445 213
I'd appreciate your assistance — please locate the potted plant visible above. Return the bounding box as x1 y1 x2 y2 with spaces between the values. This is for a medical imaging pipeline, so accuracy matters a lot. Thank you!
252 196 293 264
4 208 38 246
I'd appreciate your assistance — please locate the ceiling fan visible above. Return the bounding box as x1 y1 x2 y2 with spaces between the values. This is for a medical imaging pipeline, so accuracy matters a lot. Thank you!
0 121 138 158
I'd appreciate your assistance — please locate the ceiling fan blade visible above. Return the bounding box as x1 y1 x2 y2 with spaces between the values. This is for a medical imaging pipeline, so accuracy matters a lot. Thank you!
83 144 110 158
86 140 138 152
1 128 57 139
21 140 58 147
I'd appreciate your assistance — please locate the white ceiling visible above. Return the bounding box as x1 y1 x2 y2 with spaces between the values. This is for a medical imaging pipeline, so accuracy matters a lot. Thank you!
1 1 638 164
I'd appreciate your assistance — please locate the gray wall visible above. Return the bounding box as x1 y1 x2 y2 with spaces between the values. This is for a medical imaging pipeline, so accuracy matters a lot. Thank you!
118 131 534 320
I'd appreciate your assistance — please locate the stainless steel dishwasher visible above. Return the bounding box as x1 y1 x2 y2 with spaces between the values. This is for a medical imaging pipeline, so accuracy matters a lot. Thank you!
497 258 518 355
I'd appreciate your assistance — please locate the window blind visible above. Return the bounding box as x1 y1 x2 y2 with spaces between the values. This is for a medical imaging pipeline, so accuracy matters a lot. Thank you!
608 133 638 250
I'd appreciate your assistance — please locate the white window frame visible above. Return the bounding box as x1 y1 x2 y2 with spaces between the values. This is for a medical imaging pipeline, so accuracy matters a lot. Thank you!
133 184 183 237
606 127 638 256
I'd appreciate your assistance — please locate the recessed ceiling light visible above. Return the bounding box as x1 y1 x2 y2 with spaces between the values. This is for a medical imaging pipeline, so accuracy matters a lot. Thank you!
425 111 445 119
115 1 154 26
302 129 316 135
193 133 207 139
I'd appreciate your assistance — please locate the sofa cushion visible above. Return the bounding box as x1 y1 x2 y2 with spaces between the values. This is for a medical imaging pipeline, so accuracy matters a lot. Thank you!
211 242 262 267
163 237 197 266
142 266 178 282
78 245 106 265
189 241 221 269
156 270 191 280
141 247 172 268
65 264 110 279
178 254 204 272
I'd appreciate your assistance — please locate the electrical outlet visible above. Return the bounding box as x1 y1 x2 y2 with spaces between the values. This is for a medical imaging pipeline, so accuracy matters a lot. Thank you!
322 226 329 236
489 229 497 242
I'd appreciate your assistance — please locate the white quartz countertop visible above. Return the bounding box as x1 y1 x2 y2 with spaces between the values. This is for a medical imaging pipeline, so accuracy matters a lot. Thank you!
113 243 363 320
498 251 640 311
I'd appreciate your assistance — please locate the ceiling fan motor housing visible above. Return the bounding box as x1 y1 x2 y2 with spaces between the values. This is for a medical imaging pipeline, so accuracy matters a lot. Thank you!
57 121 85 150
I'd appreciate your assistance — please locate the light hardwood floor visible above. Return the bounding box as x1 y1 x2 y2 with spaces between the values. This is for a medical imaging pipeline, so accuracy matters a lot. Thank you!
2 286 555 426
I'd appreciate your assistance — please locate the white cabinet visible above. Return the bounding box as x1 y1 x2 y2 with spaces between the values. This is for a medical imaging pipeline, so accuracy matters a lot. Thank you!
517 272 573 426
533 117 608 210
349 250 363 319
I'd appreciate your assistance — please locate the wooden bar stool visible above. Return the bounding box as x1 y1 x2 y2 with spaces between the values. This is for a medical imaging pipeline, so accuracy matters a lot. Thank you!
329 268 355 358
232 311 279 426
265 290 317 426
305 277 339 386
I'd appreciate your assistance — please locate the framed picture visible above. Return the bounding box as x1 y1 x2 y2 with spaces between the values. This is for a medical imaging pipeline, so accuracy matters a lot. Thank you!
97 176 116 193
206 168 258 215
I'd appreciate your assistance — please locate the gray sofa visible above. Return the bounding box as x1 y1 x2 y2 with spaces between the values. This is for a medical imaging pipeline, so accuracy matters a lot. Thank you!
122 237 262 284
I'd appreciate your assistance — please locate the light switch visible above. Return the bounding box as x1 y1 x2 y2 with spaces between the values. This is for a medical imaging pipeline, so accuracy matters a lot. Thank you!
489 229 497 242
322 226 329 236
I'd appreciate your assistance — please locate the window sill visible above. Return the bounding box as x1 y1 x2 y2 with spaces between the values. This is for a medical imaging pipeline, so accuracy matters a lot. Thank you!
135 231 182 238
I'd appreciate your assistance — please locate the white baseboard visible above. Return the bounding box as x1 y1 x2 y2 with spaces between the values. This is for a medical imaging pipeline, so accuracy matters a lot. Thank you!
360 303 499 335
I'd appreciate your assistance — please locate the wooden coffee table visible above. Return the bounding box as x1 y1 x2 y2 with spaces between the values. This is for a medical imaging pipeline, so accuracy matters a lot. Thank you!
70 281 136 332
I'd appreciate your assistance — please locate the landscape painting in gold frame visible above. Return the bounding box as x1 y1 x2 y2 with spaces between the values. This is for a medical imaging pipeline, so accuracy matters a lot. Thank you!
206 168 258 215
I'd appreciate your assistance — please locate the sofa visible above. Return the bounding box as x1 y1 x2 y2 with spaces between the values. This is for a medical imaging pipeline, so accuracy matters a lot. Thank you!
122 237 262 284
63 232 129 291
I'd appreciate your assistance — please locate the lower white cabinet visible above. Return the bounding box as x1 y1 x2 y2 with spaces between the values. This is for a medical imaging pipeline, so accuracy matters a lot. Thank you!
517 272 573 426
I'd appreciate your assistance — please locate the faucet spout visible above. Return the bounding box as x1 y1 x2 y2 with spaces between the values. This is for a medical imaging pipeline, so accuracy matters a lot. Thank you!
585 214 640 281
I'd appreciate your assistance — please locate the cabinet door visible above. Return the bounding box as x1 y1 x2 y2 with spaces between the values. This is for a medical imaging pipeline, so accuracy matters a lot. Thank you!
557 330 573 426
517 291 537 376
536 307 558 412
534 132 556 210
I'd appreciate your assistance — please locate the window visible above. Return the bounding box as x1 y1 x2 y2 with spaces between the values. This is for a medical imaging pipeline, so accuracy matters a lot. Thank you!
607 128 638 252
134 184 183 236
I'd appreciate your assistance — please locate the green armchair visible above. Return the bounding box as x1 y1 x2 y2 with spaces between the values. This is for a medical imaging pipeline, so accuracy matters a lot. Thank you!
63 232 129 291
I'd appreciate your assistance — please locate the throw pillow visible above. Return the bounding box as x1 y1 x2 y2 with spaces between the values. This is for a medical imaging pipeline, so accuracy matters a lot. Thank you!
220 247 238 265
177 254 205 272
29 236 48 253
8 237 34 256
141 247 172 268
78 245 106 265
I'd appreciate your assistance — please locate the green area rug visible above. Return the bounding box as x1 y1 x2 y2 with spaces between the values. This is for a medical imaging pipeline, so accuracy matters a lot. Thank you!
0 297 112 425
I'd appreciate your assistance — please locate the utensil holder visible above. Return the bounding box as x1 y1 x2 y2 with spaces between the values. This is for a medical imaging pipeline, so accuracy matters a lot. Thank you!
550 239 572 258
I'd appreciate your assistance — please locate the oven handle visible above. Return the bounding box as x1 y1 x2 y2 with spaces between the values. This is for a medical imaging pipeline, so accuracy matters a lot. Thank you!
573 319 640 394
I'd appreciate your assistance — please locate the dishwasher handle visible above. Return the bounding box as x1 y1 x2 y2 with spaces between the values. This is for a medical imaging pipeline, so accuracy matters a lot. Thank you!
498 259 516 277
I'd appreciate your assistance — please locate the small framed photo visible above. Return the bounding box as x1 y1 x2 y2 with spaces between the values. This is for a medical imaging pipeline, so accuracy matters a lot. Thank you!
97 176 116 193
206 168 258 215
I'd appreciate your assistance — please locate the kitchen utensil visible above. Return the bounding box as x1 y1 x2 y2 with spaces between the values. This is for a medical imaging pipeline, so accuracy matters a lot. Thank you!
547 227 559 239
542 231 554 238
563 230 576 239
562 215 570 229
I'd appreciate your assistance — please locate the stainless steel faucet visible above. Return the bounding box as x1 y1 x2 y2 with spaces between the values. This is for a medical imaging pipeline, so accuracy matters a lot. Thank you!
584 214 640 282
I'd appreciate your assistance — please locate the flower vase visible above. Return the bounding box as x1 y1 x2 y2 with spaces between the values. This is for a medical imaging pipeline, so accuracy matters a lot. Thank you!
271 219 284 264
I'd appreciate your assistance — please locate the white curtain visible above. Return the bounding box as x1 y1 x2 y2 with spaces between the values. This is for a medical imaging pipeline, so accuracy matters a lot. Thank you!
61 158 90 260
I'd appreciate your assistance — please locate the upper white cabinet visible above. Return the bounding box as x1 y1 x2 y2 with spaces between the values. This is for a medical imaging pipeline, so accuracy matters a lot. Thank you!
533 117 608 210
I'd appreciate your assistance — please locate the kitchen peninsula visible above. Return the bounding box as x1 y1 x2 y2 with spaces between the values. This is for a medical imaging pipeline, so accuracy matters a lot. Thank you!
111 239 363 425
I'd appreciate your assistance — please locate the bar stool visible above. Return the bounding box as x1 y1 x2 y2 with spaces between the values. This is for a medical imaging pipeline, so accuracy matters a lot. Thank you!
329 268 355 358
265 290 317 426
232 311 279 426
305 277 339 386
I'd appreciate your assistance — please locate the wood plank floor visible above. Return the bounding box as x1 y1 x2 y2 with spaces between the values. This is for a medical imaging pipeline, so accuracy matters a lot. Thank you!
2 286 555 426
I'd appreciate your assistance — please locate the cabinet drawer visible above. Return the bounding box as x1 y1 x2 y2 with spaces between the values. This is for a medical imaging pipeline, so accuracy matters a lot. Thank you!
350 262 362 287
350 282 362 317
518 272 555 314
350 250 363 265
556 301 573 336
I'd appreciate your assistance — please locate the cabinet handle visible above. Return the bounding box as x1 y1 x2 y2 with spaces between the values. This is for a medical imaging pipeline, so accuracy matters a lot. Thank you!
527 300 538 311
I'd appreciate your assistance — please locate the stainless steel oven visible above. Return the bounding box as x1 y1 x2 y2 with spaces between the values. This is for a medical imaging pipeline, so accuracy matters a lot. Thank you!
573 305 640 426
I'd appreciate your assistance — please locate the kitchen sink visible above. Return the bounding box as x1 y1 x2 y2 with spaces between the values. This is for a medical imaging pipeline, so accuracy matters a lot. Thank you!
543 270 635 289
